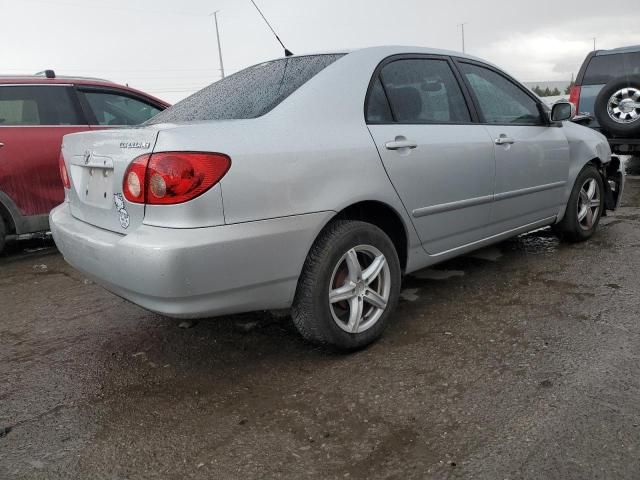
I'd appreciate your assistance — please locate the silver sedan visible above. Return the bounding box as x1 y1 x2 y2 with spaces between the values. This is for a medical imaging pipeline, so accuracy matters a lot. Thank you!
51 46 624 350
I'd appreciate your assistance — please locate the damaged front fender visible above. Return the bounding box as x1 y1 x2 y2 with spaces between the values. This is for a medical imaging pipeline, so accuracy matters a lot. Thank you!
556 122 624 222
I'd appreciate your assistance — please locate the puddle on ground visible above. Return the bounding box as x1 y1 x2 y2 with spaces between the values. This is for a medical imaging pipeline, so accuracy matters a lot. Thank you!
400 289 420 302
468 246 503 262
502 228 560 255
0 236 57 264
412 269 465 281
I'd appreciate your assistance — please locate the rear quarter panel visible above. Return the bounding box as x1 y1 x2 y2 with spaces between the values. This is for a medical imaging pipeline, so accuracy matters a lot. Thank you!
152 48 427 269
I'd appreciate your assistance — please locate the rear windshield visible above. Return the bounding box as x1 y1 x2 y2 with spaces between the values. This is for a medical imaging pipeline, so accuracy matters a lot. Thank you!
583 52 640 85
147 54 344 124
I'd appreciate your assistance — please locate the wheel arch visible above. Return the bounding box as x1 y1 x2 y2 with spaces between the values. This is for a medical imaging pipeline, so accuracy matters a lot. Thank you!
557 156 612 223
325 200 410 272
0 192 18 235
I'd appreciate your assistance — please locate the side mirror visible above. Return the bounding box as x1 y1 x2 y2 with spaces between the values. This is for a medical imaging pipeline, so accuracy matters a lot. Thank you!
550 101 575 122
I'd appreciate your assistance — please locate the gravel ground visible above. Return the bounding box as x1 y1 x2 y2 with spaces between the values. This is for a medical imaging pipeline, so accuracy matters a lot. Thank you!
1 172 640 480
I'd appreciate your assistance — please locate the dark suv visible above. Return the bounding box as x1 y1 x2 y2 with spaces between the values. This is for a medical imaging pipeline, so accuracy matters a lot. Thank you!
0 71 169 253
570 45 640 155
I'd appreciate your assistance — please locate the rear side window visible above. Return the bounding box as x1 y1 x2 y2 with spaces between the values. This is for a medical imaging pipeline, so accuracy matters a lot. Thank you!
460 63 543 125
583 52 640 85
371 58 471 123
0 86 81 126
147 54 344 124
79 90 162 126
366 78 393 123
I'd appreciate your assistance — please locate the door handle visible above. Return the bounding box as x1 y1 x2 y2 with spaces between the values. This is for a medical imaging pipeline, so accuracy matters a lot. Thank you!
0 142 4 149
495 135 515 145
385 139 417 151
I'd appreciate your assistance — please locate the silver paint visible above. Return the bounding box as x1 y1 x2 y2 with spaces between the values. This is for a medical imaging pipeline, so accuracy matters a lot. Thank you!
51 46 620 319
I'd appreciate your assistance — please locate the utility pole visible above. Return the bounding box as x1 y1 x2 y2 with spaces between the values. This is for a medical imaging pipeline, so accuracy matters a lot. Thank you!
210 11 225 78
593 37 596 51
458 23 467 54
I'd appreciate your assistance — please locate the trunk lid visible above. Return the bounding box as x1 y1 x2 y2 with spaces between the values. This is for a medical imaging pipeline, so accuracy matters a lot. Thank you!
62 127 159 234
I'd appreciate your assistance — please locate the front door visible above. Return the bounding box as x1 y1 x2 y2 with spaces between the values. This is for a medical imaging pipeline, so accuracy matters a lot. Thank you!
457 62 570 233
366 56 496 254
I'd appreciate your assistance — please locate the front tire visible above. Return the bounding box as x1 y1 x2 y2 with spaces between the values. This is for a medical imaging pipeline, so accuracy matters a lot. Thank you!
554 164 604 242
292 220 401 351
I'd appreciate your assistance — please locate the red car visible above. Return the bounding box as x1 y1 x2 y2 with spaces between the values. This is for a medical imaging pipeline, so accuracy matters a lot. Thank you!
0 71 169 252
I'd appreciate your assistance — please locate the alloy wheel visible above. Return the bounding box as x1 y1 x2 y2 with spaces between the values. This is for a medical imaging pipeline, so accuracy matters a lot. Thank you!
328 245 391 334
607 87 640 124
577 178 601 230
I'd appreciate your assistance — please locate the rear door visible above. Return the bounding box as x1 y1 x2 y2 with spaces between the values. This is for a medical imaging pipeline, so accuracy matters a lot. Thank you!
456 61 570 234
0 84 88 217
367 55 496 254
76 87 164 127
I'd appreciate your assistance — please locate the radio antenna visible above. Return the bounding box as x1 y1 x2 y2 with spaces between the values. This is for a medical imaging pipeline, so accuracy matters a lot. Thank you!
249 0 293 57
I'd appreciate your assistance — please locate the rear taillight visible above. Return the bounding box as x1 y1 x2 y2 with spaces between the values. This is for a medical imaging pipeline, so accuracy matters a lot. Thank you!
123 154 150 203
123 152 230 205
569 85 581 115
59 151 70 189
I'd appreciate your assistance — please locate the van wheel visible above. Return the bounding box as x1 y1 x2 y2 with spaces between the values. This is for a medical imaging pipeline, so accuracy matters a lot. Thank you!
292 220 401 351
554 165 604 242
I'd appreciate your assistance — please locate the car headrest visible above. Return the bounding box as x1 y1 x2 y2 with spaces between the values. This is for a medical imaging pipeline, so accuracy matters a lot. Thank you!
387 86 422 122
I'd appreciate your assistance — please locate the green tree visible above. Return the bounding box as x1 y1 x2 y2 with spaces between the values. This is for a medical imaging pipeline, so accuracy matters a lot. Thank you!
543 87 552 96
551 87 561 96
565 81 575 95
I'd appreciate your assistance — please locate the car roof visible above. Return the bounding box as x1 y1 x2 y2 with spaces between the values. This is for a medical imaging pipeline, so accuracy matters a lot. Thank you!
280 45 487 63
0 75 115 86
0 75 170 107
595 44 640 56
257 45 499 76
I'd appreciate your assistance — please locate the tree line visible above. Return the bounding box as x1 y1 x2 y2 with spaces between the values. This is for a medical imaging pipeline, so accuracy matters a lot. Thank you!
531 82 575 97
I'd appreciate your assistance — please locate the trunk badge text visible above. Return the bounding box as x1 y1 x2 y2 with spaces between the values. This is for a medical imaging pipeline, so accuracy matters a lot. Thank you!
120 142 151 149
114 193 130 229
84 150 92 165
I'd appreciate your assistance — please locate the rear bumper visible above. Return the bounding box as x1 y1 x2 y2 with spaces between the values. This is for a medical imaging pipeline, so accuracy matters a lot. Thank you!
609 138 640 155
50 204 332 318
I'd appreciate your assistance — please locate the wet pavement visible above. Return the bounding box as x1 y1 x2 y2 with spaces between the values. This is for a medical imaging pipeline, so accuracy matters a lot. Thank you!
2 175 640 479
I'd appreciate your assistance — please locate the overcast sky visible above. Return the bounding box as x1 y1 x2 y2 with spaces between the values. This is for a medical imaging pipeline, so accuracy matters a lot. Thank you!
2 0 640 103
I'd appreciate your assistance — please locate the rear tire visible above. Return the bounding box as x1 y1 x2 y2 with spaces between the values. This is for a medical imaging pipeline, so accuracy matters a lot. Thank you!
292 220 401 351
554 164 604 242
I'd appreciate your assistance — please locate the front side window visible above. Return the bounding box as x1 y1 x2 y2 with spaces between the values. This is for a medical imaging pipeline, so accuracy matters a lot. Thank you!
80 91 162 126
460 63 543 125
373 58 471 124
147 54 344 124
0 86 81 126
